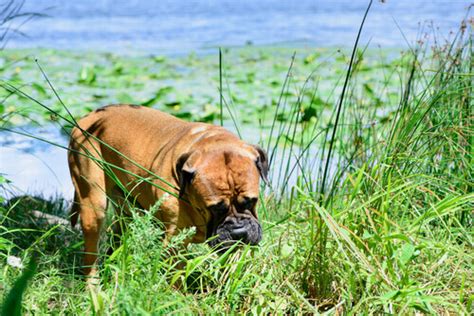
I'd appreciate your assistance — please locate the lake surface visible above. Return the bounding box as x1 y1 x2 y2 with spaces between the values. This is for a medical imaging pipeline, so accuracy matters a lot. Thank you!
1 0 471 199
7 0 472 54
0 126 72 199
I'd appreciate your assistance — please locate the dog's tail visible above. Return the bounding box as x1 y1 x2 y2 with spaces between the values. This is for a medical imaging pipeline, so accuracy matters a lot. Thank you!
70 192 80 227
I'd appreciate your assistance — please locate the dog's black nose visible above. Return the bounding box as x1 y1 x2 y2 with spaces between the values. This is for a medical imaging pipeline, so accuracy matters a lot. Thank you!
230 226 248 240
210 216 262 250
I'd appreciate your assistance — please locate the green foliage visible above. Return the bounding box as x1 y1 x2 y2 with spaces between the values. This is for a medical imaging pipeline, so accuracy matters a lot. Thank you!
78 64 97 85
141 86 174 107
1 257 36 316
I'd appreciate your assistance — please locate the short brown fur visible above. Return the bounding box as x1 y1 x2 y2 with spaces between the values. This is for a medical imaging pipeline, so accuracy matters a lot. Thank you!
68 104 266 279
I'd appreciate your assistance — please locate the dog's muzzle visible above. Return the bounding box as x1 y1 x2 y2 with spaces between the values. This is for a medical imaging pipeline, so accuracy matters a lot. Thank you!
208 216 262 250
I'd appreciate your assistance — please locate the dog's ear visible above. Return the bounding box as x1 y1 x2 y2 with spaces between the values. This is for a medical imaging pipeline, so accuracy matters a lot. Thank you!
176 151 200 198
251 145 269 186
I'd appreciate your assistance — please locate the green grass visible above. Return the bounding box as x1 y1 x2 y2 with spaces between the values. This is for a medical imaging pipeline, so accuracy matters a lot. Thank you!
0 18 473 314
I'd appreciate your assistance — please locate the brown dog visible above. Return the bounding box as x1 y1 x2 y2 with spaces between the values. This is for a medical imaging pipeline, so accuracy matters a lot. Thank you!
68 104 268 278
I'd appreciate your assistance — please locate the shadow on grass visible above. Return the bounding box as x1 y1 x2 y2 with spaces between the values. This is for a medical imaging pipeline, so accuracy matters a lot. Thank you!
1 195 83 277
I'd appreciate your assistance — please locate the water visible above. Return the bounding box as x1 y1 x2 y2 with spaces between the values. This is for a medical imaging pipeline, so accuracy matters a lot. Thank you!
6 0 471 54
1 0 471 199
0 127 73 199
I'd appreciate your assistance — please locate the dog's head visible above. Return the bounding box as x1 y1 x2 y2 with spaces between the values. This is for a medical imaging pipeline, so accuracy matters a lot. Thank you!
176 144 268 250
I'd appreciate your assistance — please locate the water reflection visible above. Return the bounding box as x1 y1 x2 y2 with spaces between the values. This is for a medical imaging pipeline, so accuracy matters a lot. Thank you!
0 126 73 199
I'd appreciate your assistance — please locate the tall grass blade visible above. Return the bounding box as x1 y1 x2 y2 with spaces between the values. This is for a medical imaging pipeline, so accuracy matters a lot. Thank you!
319 0 373 204
1 256 37 316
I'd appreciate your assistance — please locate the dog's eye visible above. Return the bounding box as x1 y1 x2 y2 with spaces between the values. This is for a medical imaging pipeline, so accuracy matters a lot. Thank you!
237 197 257 212
208 202 229 215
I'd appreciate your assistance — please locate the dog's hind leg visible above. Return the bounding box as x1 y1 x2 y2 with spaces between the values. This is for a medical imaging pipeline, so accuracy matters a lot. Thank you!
68 136 108 282
73 179 107 281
